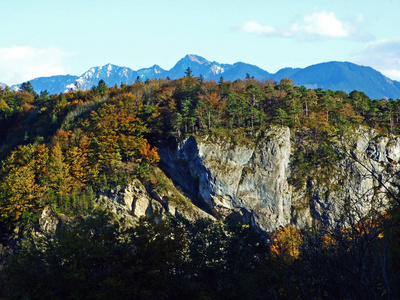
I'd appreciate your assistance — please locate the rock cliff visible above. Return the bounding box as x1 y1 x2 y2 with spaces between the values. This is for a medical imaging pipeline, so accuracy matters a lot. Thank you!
95 171 211 223
52 126 399 234
36 169 211 235
158 126 400 232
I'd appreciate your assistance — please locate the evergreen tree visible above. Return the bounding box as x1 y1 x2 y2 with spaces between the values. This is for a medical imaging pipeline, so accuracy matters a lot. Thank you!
19 81 37 98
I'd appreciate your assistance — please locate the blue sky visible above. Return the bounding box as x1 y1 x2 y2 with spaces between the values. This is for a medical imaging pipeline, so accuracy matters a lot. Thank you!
1 0 400 85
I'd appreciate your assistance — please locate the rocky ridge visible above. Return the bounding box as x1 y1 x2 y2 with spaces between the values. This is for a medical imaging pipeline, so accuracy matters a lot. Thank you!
5 55 400 99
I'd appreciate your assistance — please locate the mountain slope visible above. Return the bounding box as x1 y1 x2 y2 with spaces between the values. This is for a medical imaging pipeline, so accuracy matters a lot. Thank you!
167 54 230 79
15 75 79 95
216 62 272 81
75 64 138 90
7 55 400 99
272 67 301 81
137 64 166 80
289 62 400 99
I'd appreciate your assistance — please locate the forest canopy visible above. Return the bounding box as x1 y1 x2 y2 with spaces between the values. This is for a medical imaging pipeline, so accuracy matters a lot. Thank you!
1 75 400 299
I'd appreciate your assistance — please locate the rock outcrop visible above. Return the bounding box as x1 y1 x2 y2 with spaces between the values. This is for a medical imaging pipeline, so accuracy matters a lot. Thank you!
96 176 211 224
57 126 399 234
310 127 400 227
159 127 293 232
159 126 400 232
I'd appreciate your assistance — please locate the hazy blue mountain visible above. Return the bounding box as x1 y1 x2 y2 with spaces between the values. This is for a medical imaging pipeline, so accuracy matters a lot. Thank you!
6 55 400 99
137 64 166 80
167 54 230 79
216 62 272 81
393 81 400 93
75 64 139 90
166 55 271 81
288 62 400 99
0 82 7 90
272 67 301 81
11 75 79 95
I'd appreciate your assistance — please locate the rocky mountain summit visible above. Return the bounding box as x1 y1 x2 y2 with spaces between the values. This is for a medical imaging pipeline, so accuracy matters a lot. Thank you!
5 54 400 99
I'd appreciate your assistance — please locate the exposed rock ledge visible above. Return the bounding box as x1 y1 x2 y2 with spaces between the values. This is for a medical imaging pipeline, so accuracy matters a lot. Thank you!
37 126 400 234
159 126 400 232
38 175 211 234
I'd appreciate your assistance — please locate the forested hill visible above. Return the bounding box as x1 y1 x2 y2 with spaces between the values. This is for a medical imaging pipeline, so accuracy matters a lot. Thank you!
1 75 400 230
5 54 400 99
1 76 400 298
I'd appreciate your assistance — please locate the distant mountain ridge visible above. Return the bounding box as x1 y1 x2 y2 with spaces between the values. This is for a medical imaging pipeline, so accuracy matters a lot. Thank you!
3 54 400 99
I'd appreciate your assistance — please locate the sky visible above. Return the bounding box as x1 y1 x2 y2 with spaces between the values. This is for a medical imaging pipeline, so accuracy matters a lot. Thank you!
1 0 400 85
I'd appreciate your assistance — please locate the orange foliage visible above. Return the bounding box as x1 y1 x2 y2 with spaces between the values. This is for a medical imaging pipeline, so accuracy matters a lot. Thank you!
71 99 84 107
270 225 303 262
53 129 72 149
21 102 34 112
139 142 160 164
340 103 356 120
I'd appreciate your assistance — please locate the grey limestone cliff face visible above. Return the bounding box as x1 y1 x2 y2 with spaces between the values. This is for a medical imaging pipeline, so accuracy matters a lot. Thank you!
95 177 211 223
36 172 211 235
309 127 400 228
159 126 400 232
96 180 164 221
159 127 293 232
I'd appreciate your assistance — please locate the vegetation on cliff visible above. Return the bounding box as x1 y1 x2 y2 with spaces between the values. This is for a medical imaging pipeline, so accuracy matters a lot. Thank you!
1 74 400 298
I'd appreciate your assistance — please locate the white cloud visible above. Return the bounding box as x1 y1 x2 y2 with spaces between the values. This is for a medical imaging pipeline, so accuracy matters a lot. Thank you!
293 11 349 38
235 11 369 41
238 20 276 36
354 39 400 81
0 46 69 85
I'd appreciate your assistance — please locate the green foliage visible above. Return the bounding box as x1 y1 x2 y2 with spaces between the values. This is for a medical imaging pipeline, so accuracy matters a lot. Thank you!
0 77 400 299
1 77 400 299
2 77 400 229
289 131 343 190
19 81 38 98
4 211 397 299
1 213 270 300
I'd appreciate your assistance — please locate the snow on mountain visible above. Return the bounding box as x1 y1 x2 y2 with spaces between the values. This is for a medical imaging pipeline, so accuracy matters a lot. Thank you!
210 64 224 75
187 54 209 64
168 54 231 79
10 75 78 95
75 64 138 90
0 82 7 90
137 64 166 80
7 55 400 99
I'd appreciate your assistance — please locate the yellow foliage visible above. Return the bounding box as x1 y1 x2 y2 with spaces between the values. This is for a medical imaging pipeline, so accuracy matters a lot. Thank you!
270 225 303 262
0 98 10 111
139 142 160 164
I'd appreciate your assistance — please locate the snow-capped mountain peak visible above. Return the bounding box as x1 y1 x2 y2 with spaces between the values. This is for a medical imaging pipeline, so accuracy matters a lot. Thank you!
187 54 209 65
7 54 400 100
210 63 224 75
152 65 163 74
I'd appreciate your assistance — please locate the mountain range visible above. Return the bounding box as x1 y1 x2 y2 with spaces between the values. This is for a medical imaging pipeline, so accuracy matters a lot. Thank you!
3 54 400 100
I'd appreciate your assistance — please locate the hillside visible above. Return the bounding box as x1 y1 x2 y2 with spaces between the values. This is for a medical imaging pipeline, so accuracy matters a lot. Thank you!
1 76 400 298
4 54 400 100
